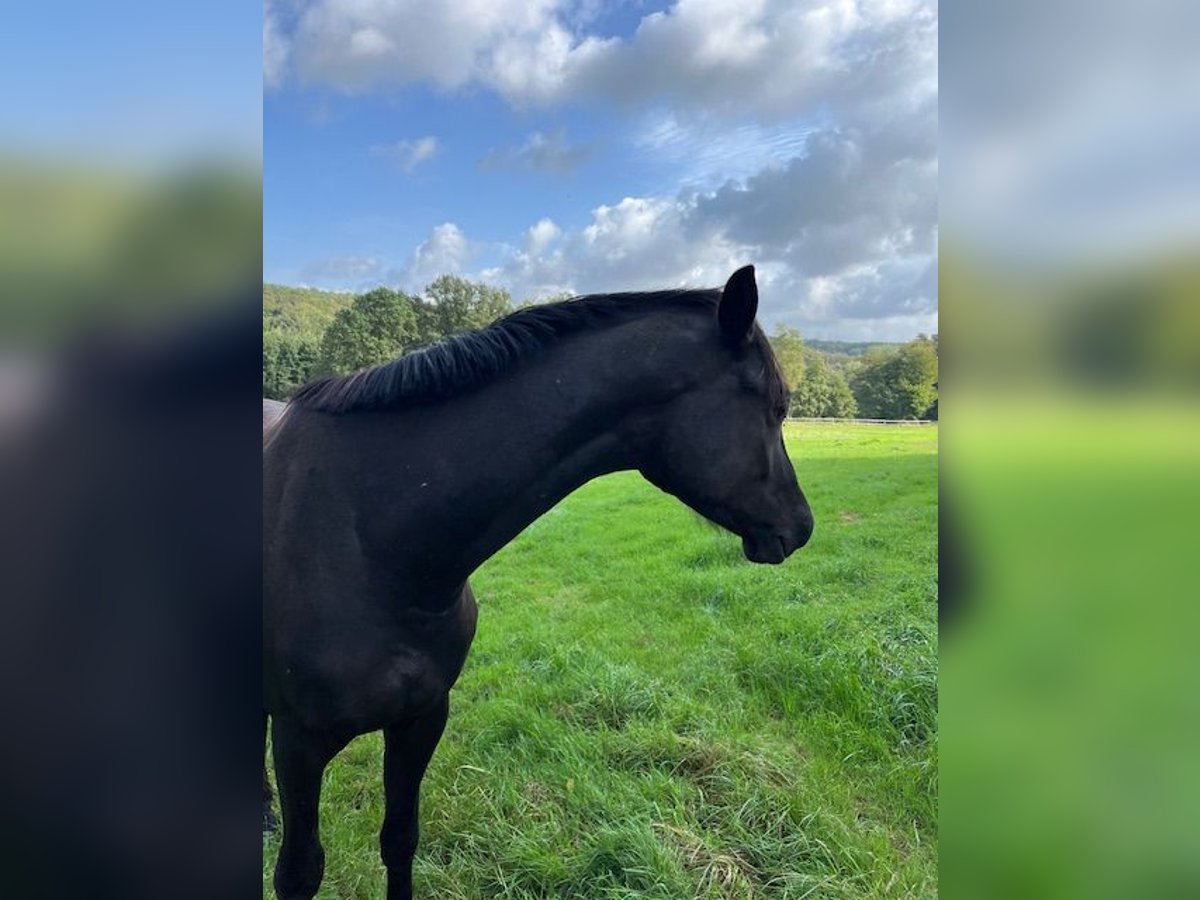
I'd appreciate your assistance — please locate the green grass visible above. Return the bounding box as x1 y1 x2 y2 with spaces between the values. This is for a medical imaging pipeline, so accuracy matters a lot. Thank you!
265 422 938 898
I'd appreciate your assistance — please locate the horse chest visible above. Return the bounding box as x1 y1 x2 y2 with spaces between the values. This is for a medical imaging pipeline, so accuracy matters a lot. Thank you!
280 591 477 733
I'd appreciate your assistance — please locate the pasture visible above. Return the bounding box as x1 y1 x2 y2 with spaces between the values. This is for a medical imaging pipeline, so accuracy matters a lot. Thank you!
264 421 938 898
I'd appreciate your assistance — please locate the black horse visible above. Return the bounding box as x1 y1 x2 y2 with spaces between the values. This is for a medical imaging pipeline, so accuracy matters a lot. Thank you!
263 266 814 899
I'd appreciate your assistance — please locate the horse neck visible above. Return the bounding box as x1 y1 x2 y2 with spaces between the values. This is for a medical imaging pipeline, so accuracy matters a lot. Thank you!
385 310 706 590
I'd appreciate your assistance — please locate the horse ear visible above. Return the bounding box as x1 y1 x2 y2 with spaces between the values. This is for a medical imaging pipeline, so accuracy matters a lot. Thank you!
718 265 758 344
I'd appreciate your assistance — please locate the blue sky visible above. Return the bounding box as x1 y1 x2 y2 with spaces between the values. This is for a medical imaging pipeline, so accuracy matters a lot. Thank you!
265 0 939 341
266 84 666 277
1 1 260 165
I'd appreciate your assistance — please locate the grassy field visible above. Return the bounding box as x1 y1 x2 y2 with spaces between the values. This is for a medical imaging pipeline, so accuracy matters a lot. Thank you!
264 421 939 898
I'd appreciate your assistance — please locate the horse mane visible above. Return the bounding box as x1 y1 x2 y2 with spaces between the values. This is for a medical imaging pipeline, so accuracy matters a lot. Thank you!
289 289 724 414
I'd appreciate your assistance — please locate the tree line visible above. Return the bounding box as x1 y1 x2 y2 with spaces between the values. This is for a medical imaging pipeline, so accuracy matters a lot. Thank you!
263 276 514 399
768 327 938 420
263 276 938 419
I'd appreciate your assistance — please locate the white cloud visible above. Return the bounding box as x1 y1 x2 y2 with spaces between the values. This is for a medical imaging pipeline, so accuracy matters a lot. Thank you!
370 136 440 173
324 151 935 338
454 196 748 307
263 1 289 90
496 0 937 125
694 118 938 278
524 218 562 255
395 223 473 289
286 0 567 92
426 122 935 338
480 128 593 175
272 0 939 340
484 21 601 105
272 0 936 125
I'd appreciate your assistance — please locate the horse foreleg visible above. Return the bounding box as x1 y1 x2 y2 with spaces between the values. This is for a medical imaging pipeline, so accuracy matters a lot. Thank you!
271 715 348 900
381 695 449 900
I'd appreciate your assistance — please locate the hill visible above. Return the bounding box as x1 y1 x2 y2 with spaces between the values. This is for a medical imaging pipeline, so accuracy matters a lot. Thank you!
806 339 901 357
263 283 352 338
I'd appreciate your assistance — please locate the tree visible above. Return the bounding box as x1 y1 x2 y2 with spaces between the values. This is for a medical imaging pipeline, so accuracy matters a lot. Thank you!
849 347 894 418
791 349 858 418
892 336 939 418
767 327 863 418
827 366 859 418
850 337 939 419
263 330 322 399
319 288 419 374
768 326 806 392
412 276 513 343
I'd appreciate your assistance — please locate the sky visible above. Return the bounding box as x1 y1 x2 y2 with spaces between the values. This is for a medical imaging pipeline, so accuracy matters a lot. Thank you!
1 1 261 166
264 0 939 342
941 0 1200 269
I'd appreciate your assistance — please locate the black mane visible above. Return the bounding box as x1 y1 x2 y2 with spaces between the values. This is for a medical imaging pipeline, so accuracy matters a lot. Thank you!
289 289 721 414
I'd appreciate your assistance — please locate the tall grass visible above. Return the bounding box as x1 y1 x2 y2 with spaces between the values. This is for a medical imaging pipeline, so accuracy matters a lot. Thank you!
265 422 938 898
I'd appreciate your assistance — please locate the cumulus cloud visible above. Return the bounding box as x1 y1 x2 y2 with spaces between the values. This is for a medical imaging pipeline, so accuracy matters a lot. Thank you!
480 128 594 176
694 118 938 278
285 0 567 92
452 120 935 341
370 136 440 173
272 0 939 340
273 0 936 124
393 223 473 289
554 0 937 122
478 196 747 304
345 144 935 339
524 218 562 255
472 105 936 336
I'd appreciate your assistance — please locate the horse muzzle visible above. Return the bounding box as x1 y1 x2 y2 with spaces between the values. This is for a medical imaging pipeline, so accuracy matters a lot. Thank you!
741 510 813 564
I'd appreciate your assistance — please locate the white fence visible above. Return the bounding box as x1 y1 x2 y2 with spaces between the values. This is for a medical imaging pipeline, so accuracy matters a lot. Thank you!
785 417 936 426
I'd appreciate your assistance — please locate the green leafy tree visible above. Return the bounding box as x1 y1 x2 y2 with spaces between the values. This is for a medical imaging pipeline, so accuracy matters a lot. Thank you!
319 287 419 374
263 284 353 337
850 337 939 419
849 348 894 418
893 336 939 418
791 350 858 417
827 366 859 417
768 326 806 392
412 275 513 342
263 330 322 399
